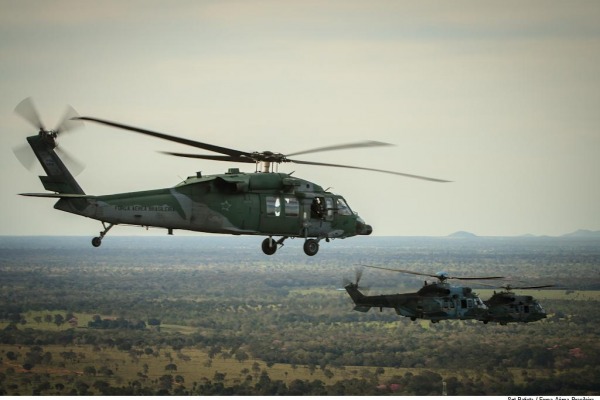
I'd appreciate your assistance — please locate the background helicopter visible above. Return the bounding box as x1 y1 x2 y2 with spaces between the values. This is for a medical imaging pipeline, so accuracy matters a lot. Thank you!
479 284 554 325
344 265 504 323
14 98 449 256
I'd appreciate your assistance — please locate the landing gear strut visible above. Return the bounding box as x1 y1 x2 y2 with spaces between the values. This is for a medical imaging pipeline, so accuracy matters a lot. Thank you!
92 222 114 247
261 236 288 255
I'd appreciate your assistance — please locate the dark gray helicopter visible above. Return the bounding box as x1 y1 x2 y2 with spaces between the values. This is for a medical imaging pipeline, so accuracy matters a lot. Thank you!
344 266 504 323
479 284 553 325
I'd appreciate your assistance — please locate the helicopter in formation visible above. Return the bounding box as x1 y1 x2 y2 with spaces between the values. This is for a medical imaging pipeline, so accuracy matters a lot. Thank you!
480 284 553 325
14 98 449 256
344 266 502 323
344 265 552 324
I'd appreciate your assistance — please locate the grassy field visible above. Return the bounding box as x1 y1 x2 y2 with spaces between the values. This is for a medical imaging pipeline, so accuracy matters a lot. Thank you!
0 302 575 395
0 340 550 395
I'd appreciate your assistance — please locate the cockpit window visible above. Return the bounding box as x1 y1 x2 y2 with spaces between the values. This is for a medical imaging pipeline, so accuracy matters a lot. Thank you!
336 198 352 215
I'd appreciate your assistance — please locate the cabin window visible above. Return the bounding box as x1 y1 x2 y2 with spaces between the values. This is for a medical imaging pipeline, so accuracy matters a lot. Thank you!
336 198 352 215
467 299 473 308
266 196 280 216
524 305 529 313
461 299 467 309
443 299 454 310
325 197 334 219
284 197 299 217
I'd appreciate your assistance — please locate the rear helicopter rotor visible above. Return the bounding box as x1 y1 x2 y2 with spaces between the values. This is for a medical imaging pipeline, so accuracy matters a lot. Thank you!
340 267 370 292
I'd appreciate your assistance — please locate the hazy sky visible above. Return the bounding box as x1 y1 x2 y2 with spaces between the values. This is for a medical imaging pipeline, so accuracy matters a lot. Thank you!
1 0 599 237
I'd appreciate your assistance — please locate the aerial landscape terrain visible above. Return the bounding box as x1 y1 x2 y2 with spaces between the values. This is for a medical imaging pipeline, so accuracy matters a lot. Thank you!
1 1 599 396
0 234 599 395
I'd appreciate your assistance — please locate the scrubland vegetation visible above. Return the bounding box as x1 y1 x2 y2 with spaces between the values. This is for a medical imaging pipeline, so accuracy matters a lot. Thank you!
0 235 599 395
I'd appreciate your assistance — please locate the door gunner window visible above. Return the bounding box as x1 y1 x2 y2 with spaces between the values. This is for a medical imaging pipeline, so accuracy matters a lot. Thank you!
311 197 324 219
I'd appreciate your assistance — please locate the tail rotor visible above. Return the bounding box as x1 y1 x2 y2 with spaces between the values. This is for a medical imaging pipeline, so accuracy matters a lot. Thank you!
13 97 85 175
341 267 369 292
14 97 46 132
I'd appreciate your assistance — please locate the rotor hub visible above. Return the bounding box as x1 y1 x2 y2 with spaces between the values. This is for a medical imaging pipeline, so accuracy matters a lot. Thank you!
251 151 287 163
38 129 58 147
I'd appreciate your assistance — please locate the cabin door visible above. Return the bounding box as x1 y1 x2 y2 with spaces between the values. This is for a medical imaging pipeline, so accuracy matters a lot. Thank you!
259 195 302 235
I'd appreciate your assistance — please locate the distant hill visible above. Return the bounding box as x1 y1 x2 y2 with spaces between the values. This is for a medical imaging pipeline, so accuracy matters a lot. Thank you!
445 230 600 238
447 231 478 238
561 229 600 238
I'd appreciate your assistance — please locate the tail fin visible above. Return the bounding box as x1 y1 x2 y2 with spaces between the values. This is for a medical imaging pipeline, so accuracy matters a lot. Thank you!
27 134 84 195
345 283 371 312
22 134 91 215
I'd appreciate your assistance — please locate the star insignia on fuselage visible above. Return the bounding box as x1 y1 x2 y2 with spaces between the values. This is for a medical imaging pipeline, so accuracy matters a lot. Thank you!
221 200 231 212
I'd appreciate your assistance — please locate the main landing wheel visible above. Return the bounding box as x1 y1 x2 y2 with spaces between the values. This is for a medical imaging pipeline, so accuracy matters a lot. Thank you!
303 239 319 256
91 237 102 247
261 238 277 255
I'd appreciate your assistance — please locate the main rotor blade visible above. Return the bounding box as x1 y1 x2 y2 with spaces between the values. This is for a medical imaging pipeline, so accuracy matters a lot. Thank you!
361 265 503 280
452 276 506 281
361 264 440 279
15 97 45 130
505 284 555 290
159 151 255 163
289 159 451 182
287 140 394 157
76 116 250 159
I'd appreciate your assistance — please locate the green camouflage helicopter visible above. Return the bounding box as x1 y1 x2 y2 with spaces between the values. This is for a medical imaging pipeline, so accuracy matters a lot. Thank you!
479 284 553 325
14 98 449 256
344 266 503 322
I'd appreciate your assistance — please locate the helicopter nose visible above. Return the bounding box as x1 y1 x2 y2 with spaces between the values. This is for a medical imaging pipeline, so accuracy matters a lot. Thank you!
357 221 373 235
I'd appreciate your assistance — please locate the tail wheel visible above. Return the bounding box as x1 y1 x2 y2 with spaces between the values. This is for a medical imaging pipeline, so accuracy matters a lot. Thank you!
303 239 319 256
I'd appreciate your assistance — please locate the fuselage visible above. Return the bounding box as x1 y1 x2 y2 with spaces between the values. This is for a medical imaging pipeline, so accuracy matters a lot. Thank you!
481 293 547 324
345 282 488 322
23 132 372 254
55 169 372 239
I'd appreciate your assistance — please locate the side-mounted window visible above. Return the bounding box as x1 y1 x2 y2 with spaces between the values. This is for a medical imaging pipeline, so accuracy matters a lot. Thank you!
266 196 280 216
284 197 299 217
267 196 299 217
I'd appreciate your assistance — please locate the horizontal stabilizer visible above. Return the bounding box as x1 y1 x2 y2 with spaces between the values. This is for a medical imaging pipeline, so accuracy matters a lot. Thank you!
353 306 371 313
20 193 94 199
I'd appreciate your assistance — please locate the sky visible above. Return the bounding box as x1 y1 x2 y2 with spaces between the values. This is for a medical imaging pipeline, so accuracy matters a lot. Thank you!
1 0 599 237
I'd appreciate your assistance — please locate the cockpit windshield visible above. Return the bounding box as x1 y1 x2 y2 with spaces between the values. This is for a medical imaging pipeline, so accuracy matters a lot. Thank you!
474 297 486 308
336 198 352 215
535 303 545 313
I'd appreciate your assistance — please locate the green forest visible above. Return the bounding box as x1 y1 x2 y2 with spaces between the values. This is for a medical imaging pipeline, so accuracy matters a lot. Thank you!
0 235 599 395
